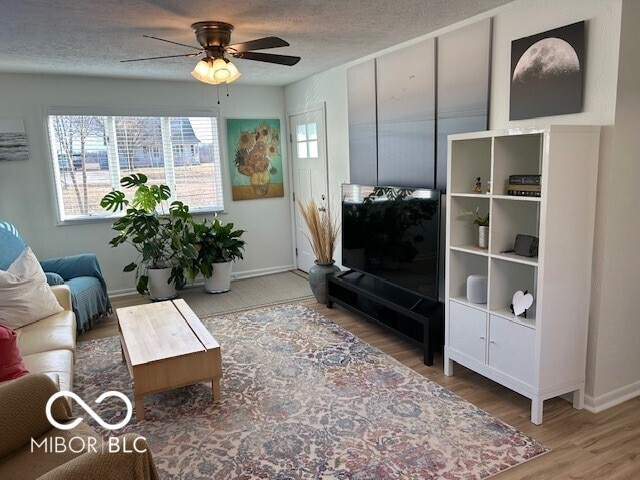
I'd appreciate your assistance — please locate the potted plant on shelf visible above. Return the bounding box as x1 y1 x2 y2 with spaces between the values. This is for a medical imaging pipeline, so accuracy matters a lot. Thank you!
186 217 246 293
100 173 197 299
297 198 340 303
460 207 490 249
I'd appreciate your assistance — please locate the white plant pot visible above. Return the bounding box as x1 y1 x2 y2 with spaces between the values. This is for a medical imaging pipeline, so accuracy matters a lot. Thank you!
478 225 489 249
147 267 177 301
204 261 233 293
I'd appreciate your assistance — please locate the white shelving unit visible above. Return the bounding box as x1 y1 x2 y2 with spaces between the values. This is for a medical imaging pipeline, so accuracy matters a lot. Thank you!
444 125 601 424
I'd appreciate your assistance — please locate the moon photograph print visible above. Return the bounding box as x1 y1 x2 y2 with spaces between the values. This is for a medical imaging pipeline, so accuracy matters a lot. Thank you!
510 21 585 120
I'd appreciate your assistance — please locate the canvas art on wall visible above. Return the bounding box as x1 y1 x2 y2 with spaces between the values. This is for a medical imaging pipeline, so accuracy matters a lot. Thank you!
226 118 284 200
509 21 585 120
0 119 29 161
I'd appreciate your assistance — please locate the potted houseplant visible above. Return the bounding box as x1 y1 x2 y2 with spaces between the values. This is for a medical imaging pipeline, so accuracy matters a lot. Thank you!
297 198 340 303
187 217 246 293
460 207 490 249
100 173 197 299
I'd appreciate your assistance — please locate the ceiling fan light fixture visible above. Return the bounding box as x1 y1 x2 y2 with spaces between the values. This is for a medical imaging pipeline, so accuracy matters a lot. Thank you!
191 59 217 84
191 57 242 85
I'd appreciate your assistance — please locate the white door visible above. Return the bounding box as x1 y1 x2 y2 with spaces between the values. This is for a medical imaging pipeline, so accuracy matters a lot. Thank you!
289 107 329 273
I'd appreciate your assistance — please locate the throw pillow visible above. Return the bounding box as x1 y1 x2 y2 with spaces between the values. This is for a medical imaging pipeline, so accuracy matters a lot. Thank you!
0 324 29 381
0 247 63 329
45 272 65 286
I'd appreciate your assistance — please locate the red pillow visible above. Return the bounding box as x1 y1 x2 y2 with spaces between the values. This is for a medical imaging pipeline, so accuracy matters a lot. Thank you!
0 324 29 381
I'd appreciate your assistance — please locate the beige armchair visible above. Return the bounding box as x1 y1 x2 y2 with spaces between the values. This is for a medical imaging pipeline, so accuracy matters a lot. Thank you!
0 374 159 480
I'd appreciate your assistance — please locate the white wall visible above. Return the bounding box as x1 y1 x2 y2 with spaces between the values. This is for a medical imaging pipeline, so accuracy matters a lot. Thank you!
0 74 293 295
587 0 640 407
285 0 632 409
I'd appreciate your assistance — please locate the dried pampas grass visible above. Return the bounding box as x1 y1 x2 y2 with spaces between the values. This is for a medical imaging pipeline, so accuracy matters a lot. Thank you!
297 198 339 264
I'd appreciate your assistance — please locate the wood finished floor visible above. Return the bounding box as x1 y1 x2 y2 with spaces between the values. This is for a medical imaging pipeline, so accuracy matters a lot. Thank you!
81 295 640 480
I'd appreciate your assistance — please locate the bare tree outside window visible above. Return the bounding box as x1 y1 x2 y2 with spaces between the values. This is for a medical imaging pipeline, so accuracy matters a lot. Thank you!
51 115 105 215
115 117 164 174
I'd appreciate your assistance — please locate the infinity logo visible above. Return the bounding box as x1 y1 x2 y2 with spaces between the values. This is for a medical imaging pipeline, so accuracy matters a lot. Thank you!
46 391 133 431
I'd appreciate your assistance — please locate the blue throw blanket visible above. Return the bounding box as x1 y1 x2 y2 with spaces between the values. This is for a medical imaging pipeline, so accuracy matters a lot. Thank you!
40 254 112 333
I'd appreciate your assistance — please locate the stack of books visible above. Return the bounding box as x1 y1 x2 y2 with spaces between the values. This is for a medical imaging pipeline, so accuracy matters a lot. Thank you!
507 174 541 197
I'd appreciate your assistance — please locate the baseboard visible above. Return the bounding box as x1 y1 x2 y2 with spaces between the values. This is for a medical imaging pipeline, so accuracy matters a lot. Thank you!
583 380 640 413
230 264 296 281
107 265 296 298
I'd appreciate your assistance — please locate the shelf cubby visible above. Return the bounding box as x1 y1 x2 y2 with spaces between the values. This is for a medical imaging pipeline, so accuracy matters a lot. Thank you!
492 133 542 196
490 197 540 258
489 257 537 324
449 195 490 248
448 249 488 302
449 137 492 194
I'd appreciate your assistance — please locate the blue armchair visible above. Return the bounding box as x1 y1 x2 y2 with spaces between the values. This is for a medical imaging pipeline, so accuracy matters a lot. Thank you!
0 222 111 333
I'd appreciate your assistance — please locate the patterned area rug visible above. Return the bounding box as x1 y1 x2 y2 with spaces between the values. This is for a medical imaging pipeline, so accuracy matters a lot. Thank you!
74 304 549 479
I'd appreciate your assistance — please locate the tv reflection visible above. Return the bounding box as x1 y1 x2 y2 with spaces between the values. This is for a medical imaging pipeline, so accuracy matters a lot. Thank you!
342 184 440 301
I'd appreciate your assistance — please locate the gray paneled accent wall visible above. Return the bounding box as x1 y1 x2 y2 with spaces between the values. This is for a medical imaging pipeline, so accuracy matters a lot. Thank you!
436 18 492 191
347 59 378 185
377 39 436 188
347 19 491 192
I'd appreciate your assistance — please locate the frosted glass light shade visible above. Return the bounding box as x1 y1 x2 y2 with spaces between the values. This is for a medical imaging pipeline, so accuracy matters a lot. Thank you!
226 61 242 83
191 58 242 85
191 59 217 85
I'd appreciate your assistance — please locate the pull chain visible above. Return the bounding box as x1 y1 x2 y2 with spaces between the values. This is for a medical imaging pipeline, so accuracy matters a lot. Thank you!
216 85 221 105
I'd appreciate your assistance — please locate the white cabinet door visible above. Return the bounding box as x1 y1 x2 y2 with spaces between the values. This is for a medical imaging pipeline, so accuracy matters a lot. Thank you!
488 315 535 385
449 301 487 363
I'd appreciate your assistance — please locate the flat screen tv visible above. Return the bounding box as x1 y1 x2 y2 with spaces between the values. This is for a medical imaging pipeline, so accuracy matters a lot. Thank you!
341 184 440 301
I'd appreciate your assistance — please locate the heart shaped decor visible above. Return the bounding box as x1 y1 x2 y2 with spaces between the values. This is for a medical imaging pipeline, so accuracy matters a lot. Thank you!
512 290 534 316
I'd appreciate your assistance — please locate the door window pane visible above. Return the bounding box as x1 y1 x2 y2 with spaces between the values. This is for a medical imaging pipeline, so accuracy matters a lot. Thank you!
296 124 307 141
308 140 318 158
307 122 318 140
297 142 308 159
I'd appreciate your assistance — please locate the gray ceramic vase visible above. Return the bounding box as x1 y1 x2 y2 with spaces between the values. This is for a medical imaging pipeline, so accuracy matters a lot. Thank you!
308 260 340 304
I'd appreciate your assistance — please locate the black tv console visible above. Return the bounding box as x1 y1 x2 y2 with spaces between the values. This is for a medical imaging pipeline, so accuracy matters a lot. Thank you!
326 270 443 366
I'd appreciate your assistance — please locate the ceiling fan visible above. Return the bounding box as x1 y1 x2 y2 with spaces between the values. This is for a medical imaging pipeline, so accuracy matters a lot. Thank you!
122 21 301 85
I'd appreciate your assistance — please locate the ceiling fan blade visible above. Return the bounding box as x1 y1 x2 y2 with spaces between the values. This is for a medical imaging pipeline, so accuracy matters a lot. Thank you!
142 34 201 50
232 51 301 66
226 36 290 53
120 52 202 63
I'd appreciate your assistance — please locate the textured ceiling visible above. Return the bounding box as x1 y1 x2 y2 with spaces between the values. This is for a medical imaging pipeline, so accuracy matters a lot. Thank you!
0 0 515 86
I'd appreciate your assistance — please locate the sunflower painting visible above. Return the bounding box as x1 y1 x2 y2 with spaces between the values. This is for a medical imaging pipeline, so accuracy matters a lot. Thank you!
226 118 284 200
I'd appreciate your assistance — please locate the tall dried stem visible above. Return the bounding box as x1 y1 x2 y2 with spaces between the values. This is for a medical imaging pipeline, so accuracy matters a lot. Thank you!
297 199 339 264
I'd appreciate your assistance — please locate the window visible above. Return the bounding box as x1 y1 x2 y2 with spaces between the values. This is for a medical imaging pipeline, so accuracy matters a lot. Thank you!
47 110 224 221
296 122 318 159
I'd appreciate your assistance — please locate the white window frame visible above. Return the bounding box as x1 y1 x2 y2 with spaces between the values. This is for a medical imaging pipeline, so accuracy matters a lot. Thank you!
44 105 225 224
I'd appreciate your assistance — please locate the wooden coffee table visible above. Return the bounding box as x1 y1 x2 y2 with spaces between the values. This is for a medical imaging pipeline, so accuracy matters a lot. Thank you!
116 299 222 421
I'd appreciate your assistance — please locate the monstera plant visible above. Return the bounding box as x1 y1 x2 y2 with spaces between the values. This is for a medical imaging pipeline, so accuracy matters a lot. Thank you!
100 173 197 299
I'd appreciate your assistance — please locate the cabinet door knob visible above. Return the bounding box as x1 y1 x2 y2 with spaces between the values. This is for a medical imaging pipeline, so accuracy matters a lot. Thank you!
490 340 496 344
479 336 485 340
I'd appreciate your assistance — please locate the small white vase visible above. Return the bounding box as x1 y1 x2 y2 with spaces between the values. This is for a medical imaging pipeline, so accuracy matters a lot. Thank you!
147 267 177 301
478 225 489 249
204 261 233 293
